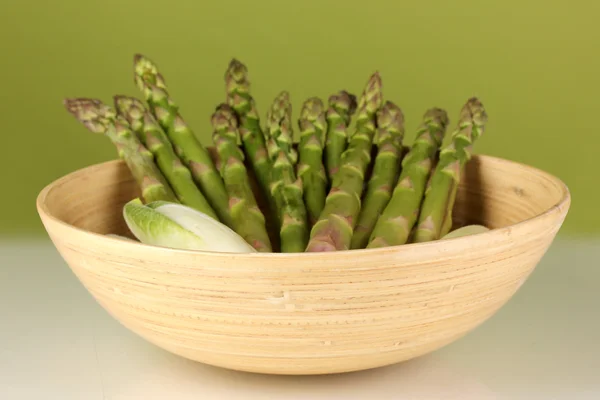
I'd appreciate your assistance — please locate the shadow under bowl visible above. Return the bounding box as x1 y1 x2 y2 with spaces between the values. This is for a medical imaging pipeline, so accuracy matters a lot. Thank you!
36 154 570 375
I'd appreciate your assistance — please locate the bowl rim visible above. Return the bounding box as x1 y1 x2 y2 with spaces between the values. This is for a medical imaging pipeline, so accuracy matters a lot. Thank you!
36 154 571 259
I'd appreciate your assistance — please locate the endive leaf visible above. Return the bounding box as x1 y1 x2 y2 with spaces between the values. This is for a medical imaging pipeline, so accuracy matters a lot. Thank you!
123 198 256 253
151 201 256 253
123 198 208 251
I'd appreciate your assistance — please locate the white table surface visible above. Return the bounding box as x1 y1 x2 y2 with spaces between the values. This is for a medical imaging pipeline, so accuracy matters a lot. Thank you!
1 238 598 399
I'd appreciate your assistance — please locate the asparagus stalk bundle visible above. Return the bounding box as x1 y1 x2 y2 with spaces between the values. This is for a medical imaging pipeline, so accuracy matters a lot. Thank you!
65 53 491 253
265 93 309 252
224 59 273 206
350 101 406 249
297 97 328 225
305 72 383 252
211 104 272 252
324 91 358 181
412 98 487 242
64 98 178 204
367 108 449 248
133 54 234 228
114 96 218 219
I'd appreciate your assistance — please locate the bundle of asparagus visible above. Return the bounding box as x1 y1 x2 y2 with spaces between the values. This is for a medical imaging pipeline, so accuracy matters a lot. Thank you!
412 98 488 242
265 91 309 252
367 108 449 248
350 101 406 249
132 55 234 229
210 104 272 252
64 53 489 254
114 96 218 219
64 98 178 204
305 72 383 252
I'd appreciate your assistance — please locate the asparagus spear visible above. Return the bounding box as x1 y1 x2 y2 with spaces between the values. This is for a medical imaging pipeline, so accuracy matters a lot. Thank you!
324 90 358 181
211 104 272 252
367 108 449 248
133 54 233 228
412 98 487 243
350 101 405 249
297 97 328 225
224 59 272 206
265 94 309 252
266 91 297 165
114 96 218 220
63 98 178 204
305 72 383 252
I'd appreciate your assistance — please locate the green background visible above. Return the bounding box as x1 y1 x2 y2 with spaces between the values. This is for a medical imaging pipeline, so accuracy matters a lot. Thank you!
2 0 597 236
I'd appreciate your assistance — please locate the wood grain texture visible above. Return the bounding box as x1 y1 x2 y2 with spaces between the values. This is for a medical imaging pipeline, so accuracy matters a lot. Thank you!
36 154 570 375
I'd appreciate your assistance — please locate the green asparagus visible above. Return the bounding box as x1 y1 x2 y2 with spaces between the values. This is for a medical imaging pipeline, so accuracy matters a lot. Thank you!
266 91 297 165
367 108 449 248
114 96 218 219
412 98 487 243
224 59 272 208
64 98 178 204
211 104 272 252
297 97 328 226
133 54 233 228
305 72 383 252
351 101 405 249
265 94 309 252
324 90 358 181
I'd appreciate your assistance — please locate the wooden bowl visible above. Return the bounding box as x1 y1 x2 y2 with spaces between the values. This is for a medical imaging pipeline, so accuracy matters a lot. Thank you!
36 154 570 375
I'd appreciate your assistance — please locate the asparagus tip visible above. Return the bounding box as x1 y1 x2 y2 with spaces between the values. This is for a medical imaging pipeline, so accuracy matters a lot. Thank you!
113 95 136 110
224 59 250 98
299 96 325 122
63 97 74 111
214 103 234 112
133 53 167 92
276 90 290 101
113 95 146 122
64 98 114 133
424 107 449 123
211 103 238 129
228 58 245 69
455 97 488 139
226 58 248 79
364 71 383 96
376 101 405 140
328 90 358 116
378 100 404 122
133 53 153 75
355 72 384 119
465 97 488 125
466 96 484 108
63 97 109 119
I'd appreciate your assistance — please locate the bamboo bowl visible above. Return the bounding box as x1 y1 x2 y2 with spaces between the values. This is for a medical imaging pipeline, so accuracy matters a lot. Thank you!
36 154 570 375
